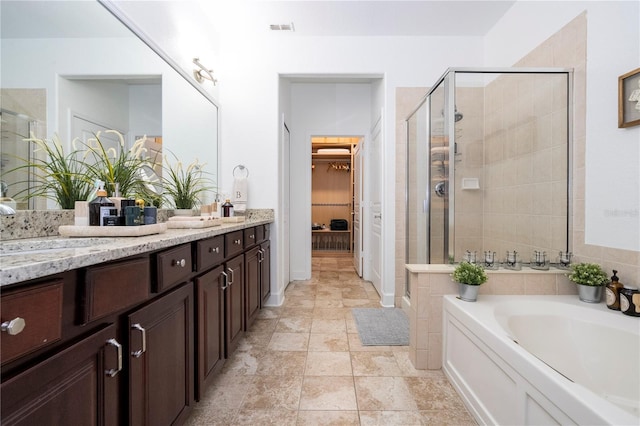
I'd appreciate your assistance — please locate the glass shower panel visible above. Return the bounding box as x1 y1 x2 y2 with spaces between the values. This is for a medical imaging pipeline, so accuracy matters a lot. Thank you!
406 100 429 271
428 80 448 264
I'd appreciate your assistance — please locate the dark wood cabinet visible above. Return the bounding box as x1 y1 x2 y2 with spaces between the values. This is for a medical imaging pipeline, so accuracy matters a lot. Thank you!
194 265 225 400
128 282 194 426
1 323 121 426
260 240 271 305
1 222 270 426
244 246 261 330
224 254 244 357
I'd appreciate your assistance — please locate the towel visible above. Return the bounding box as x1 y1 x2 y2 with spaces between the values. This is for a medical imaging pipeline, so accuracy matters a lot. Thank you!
233 177 247 212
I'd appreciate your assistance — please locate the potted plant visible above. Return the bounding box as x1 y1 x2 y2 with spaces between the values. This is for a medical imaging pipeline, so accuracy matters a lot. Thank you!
82 130 157 198
567 262 608 303
451 261 488 302
7 133 93 209
161 151 215 215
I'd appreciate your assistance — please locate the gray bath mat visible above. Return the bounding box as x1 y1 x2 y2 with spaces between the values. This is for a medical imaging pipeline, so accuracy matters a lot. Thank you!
352 308 409 346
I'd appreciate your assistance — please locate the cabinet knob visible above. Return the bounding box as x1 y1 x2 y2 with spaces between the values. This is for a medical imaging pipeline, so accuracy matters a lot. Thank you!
172 258 186 268
234 239 241 245
209 246 220 254
249 234 255 239
1 317 26 335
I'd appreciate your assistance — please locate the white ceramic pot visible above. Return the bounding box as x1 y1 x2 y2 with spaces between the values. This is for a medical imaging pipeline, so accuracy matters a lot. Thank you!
173 208 196 216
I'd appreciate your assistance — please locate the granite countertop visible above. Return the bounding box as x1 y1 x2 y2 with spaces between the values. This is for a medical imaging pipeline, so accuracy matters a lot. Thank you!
0 217 272 287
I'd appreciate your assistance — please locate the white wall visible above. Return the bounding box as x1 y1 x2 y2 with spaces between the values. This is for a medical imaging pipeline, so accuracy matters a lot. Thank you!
485 1 640 251
219 33 484 297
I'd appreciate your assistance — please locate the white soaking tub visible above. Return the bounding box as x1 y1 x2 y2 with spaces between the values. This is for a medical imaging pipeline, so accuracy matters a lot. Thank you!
442 295 639 426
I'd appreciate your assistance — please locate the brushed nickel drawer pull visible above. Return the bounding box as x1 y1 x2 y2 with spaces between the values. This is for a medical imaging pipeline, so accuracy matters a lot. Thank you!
105 338 123 377
234 239 241 245
172 258 186 267
227 267 235 285
249 234 255 239
220 271 229 290
1 317 26 335
131 323 147 358
209 246 220 254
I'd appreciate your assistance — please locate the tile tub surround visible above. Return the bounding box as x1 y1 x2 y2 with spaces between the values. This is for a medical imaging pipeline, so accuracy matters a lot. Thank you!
405 264 577 370
0 210 273 286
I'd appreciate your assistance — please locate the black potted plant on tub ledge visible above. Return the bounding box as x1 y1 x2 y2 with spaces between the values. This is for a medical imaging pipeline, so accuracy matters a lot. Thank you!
567 262 608 303
452 261 488 302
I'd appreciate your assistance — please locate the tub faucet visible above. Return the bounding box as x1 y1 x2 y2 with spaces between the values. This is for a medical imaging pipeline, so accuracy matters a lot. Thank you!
0 203 16 215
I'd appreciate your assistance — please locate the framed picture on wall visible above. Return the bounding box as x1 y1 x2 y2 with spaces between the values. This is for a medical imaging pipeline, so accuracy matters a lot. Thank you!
618 67 640 128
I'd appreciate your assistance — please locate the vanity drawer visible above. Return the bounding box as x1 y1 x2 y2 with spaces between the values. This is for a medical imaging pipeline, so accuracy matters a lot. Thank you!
81 257 150 324
1 281 63 364
225 230 244 259
244 227 257 249
196 235 224 272
156 243 193 292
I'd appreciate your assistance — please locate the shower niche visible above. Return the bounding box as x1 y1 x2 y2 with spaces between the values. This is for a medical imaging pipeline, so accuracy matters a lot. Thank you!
406 68 573 267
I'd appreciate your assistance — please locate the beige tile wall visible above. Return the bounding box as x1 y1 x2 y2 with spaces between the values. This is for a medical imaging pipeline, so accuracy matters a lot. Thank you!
399 12 640 370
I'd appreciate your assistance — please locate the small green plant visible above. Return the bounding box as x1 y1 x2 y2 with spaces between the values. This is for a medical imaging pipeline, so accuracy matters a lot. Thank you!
567 262 607 286
452 261 488 286
161 151 215 209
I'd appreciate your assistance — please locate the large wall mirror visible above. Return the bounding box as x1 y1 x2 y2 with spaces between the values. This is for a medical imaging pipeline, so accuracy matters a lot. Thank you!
0 0 219 210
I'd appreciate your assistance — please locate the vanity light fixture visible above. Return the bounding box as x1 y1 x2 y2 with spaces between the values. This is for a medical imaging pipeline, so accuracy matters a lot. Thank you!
193 57 218 85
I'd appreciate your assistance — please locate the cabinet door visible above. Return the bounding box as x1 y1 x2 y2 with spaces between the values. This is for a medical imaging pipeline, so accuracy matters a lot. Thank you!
195 266 225 401
1 324 121 426
244 247 261 330
128 283 194 426
260 240 271 305
224 254 244 357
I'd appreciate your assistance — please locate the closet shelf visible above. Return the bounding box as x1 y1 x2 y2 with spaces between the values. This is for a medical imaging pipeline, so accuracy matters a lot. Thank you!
312 203 350 207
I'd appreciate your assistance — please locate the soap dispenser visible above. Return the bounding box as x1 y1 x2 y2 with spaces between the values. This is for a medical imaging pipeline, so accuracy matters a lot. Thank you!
605 270 623 310
89 185 115 226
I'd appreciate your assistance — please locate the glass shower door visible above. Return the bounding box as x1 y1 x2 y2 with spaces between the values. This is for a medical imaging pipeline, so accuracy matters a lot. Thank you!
428 78 450 264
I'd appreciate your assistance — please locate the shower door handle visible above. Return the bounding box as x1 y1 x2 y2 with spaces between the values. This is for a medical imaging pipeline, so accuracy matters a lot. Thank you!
434 181 446 197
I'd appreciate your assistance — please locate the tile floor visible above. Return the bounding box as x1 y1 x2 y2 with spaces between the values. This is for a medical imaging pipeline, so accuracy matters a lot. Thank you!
185 256 476 425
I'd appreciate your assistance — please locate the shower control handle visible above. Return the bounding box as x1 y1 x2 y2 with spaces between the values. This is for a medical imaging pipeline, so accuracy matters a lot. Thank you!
434 181 446 197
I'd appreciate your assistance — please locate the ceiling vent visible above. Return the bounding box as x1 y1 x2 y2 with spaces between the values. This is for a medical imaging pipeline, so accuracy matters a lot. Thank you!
270 22 295 32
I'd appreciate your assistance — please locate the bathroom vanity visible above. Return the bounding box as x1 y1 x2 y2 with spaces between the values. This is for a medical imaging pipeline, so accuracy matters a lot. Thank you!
0 217 271 425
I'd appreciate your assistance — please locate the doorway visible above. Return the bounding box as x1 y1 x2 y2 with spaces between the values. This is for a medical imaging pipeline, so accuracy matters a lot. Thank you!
311 136 361 260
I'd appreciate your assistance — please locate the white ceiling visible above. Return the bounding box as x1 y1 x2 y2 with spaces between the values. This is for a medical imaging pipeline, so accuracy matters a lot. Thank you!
200 0 517 37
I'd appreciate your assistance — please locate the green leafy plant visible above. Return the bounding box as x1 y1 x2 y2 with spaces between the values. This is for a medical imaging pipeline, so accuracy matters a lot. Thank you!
567 262 608 286
7 133 92 209
161 151 215 209
452 261 488 286
82 130 157 198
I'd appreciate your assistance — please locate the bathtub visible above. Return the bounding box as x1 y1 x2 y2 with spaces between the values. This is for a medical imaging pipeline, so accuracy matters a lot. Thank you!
442 295 639 426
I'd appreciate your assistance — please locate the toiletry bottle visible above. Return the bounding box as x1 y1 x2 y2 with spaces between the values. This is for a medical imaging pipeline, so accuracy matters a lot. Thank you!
89 187 115 226
211 194 221 218
222 199 234 217
605 270 624 310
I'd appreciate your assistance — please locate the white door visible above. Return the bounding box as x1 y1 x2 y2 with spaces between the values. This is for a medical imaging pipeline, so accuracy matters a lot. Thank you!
282 121 291 289
368 113 383 296
352 140 363 277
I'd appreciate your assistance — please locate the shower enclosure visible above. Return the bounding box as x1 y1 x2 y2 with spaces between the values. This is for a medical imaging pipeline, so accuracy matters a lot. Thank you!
406 68 573 277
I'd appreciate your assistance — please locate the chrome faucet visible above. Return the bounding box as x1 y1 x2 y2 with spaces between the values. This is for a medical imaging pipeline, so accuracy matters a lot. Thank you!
0 203 16 215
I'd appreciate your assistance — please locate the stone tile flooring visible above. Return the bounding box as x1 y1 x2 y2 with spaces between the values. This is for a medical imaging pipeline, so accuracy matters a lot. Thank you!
185 256 476 425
